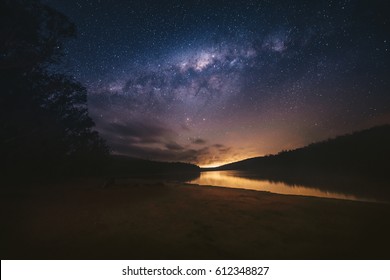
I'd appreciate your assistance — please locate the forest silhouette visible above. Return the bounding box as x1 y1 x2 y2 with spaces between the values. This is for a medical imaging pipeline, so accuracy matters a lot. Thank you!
213 125 390 200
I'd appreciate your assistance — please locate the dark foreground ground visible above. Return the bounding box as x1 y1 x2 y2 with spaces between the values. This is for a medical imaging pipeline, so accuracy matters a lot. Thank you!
1 178 390 259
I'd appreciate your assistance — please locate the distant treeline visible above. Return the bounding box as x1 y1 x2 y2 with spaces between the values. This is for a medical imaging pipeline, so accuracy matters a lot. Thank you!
107 156 200 181
215 125 390 199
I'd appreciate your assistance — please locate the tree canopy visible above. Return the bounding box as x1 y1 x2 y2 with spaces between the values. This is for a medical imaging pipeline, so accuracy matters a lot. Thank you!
0 0 108 178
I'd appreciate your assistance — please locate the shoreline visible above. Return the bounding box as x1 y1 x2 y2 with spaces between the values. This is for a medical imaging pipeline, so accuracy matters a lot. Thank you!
1 179 390 259
183 181 388 204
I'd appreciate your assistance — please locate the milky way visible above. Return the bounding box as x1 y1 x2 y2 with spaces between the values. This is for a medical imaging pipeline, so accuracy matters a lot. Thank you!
46 0 390 166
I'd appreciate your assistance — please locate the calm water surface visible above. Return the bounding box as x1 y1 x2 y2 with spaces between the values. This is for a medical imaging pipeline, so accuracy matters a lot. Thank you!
189 170 376 202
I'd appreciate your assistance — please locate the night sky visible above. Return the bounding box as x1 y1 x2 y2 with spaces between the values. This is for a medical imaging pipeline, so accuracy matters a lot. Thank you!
44 0 389 167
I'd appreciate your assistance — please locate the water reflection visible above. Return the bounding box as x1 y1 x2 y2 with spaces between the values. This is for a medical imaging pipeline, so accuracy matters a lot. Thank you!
189 170 378 202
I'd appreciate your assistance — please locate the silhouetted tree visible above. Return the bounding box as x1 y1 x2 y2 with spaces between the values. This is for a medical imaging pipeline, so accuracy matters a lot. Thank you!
0 0 108 178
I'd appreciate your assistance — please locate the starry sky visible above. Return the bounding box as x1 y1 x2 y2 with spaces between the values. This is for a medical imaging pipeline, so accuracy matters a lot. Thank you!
44 0 390 167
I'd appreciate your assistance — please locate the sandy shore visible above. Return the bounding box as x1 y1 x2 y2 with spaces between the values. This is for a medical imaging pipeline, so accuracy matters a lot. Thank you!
1 178 390 259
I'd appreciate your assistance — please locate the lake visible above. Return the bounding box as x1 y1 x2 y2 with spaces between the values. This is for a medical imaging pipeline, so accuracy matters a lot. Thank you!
188 170 377 202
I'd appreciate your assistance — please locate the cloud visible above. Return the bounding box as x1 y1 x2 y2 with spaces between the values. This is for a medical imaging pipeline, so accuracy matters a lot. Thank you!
108 137 232 165
190 138 207 145
213 144 225 148
99 120 175 145
165 141 184 151
213 143 231 154
91 115 233 164
90 114 237 165
108 140 200 162
194 144 235 166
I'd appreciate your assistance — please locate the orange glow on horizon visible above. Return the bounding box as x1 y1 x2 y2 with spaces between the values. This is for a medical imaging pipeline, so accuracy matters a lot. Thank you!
199 163 225 168
199 159 243 169
198 154 264 169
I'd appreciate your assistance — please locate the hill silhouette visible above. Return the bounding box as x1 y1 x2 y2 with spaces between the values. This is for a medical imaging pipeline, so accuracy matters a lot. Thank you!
212 125 390 200
106 155 200 182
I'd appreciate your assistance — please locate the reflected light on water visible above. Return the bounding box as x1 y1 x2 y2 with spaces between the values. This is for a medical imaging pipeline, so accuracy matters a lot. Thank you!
189 171 369 202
